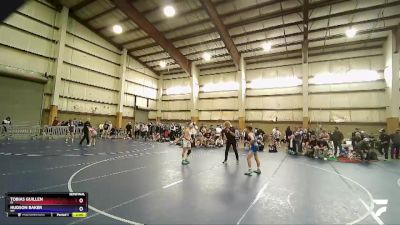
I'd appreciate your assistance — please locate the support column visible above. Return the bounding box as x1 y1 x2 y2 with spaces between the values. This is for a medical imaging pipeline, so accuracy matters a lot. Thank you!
238 55 246 130
116 49 128 128
384 28 400 134
190 63 199 123
302 41 310 129
49 6 68 125
156 74 164 122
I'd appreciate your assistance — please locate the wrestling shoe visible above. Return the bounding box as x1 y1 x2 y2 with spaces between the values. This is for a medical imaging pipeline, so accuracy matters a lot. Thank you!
244 170 252 176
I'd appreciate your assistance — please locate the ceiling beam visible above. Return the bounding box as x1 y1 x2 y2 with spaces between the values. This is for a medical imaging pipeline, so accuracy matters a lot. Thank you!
303 0 309 42
302 0 309 63
156 26 391 69
70 0 95 11
310 0 400 23
139 12 400 64
84 6 116 22
139 3 400 62
121 0 285 48
127 0 347 52
113 0 191 74
200 0 240 69
94 3 172 32
113 0 235 42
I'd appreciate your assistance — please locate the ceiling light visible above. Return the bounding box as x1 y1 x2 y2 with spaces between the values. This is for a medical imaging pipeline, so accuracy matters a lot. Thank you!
159 61 166 68
202 52 211 61
163 5 176 17
262 41 272 51
112 24 123 34
345 27 357 38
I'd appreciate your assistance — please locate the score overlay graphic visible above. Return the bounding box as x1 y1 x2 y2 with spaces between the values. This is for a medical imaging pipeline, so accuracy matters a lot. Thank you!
5 192 88 217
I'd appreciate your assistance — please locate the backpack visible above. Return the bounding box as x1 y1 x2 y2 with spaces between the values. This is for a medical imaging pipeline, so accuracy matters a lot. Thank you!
366 151 378 161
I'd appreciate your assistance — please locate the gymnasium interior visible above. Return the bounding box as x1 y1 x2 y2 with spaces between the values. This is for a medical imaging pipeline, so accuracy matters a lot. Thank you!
1 0 400 224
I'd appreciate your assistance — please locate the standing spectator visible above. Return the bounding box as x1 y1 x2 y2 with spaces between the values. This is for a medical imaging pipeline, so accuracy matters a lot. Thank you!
294 127 303 153
272 127 281 148
66 119 75 143
351 128 360 149
331 127 344 157
89 127 97 146
52 117 59 126
378 128 390 161
2 116 11 132
390 129 400 159
79 121 91 146
285 126 292 143
102 121 109 139
126 122 133 139
142 123 149 141
135 123 140 139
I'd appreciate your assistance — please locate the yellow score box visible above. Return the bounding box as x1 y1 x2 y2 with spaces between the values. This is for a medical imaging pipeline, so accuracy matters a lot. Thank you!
72 212 87 218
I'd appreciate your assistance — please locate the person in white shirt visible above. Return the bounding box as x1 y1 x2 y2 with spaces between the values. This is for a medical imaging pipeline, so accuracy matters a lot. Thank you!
142 123 149 141
272 127 281 147
2 116 11 133
215 125 222 137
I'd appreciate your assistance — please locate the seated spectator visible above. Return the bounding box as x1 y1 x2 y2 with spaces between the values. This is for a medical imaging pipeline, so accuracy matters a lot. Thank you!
354 138 370 160
304 135 317 157
314 139 329 159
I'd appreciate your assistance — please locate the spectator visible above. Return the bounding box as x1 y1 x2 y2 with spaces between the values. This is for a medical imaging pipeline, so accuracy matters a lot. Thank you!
52 117 59 126
331 127 344 157
126 122 133 139
2 116 11 132
390 129 400 159
378 128 390 161
2 116 11 125
79 120 91 146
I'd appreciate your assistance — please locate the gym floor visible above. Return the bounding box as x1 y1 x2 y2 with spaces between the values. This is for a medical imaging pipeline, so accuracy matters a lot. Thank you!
0 139 399 225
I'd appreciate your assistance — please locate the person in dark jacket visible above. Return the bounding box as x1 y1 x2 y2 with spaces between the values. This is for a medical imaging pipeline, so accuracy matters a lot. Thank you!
285 126 292 149
222 121 239 164
126 122 133 139
390 129 400 159
378 128 391 160
79 121 91 146
331 127 344 157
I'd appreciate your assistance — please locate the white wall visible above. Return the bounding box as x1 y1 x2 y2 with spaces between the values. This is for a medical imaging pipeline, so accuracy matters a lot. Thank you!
198 66 239 121
161 74 191 120
308 48 386 123
246 59 303 122
0 0 159 122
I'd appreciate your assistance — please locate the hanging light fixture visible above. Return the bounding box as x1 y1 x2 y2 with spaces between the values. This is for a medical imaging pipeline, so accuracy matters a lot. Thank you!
262 41 272 51
163 5 176 17
202 52 211 61
112 24 123 34
159 61 166 68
